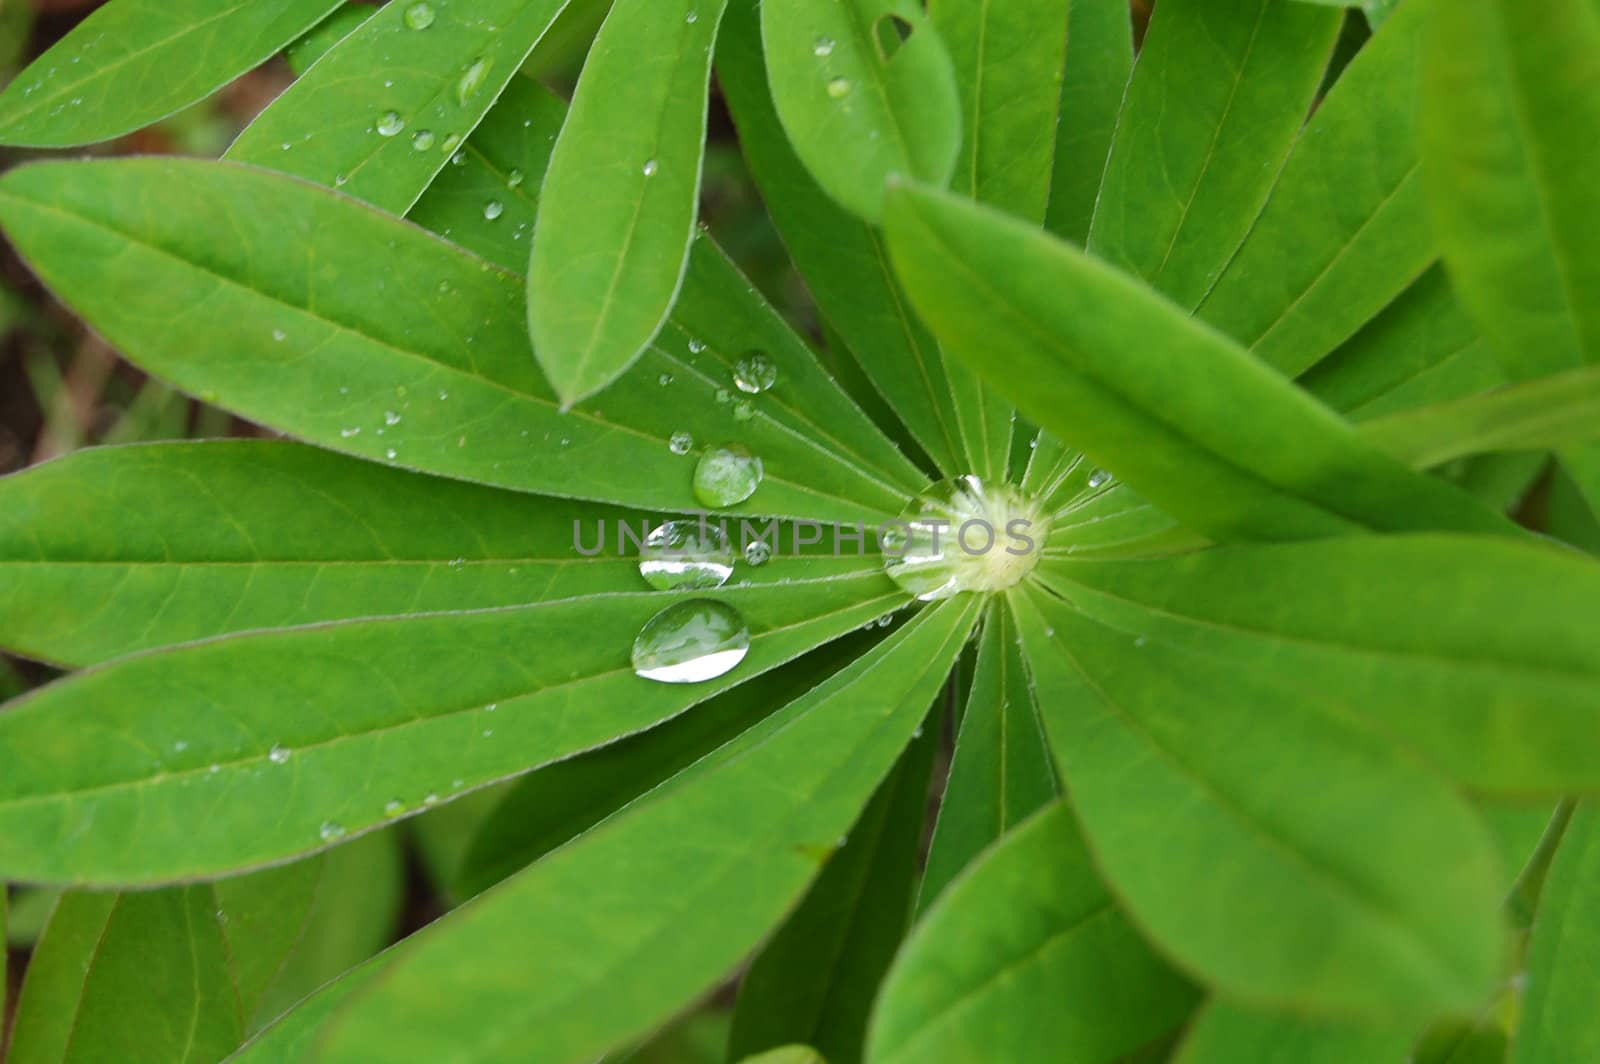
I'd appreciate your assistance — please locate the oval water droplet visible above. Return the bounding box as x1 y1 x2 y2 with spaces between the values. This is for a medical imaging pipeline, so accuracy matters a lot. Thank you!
632 599 751 684
814 37 836 57
319 821 347 842
377 111 405 137
383 799 406 818
733 350 777 394
268 745 292 765
669 430 695 455
642 159 659 177
639 520 735 591
404 2 436 30
456 56 494 106
827 77 852 99
1087 468 1113 489
507 168 525 188
484 200 505 220
693 445 763 508
732 399 755 422
412 129 436 151
882 476 1050 601
744 538 772 567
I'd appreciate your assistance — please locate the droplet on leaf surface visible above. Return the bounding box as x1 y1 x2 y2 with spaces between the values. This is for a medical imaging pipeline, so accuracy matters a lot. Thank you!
639 520 735 591
694 445 763 508
632 600 750 684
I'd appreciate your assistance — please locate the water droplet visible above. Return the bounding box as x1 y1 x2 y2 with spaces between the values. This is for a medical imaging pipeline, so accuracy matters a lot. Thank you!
383 799 406 818
814 37 836 56
642 159 659 177
687 338 706 354
714 387 732 404
827 78 852 99
658 372 674 386
412 130 436 151
377 111 405 137
340 427 361 438
272 328 287 342
639 520 735 591
173 740 189 753
441 133 463 154
882 476 1050 601
632 599 751 684
1088 469 1113 489
319 821 346 842
693 445 763 508
451 150 468 167
456 56 494 107
484 200 505 221
268 745 292 765
686 9 699 23
386 448 398 460
733 350 777 394
404 2 436 30
732 399 755 421
507 168 525 188
744 539 772 567
669 430 695 455
384 410 402 426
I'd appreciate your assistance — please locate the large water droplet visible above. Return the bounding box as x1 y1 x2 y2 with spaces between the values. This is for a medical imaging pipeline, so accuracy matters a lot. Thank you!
694 445 763 508
882 476 1050 601
377 111 405 137
733 350 777 394
404 2 436 30
639 520 735 591
632 599 750 684
456 56 494 107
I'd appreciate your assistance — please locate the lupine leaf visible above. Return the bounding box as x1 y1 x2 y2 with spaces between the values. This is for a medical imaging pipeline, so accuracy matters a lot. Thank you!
729 723 934 1063
1197 0 1435 377
882 182 1516 543
1173 1001 1414 1064
1514 806 1600 1063
1089 0 1340 311
761 0 961 222
1012 584 1505 1020
227 0 573 215
0 0 343 147
1045 0 1132 246
919 601 1055 910
0 158 911 525
868 801 1198 1064
0 567 904 885
528 0 728 406
308 597 982 1064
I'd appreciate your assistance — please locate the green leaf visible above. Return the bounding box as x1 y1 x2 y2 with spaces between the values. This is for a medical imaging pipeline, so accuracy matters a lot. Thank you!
1044 0 1132 246
0 567 904 885
227 0 572 215
1089 0 1341 311
919 601 1055 910
0 158 911 525
1012 583 1506 1020
1358 365 1600 470
1036 534 1600 794
1172 1000 1415 1064
0 0 342 147
8 888 241 1063
729 723 934 1063
1514 806 1600 1064
761 0 961 222
736 1049 825 1064
719 0 965 477
528 0 728 406
284 4 376 76
0 441 652 667
881 181 1517 543
310 597 982 1064
1197 0 1435 377
1420 0 1600 382
868 801 1197 1064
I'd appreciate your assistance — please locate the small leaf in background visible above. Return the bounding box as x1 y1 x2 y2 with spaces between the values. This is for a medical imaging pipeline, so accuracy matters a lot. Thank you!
1045 0 1132 246
1172 1000 1416 1064
761 0 961 222
0 0 343 147
1514 806 1600 1063
528 0 729 407
868 801 1198 1064
1089 0 1341 311
228 0 572 214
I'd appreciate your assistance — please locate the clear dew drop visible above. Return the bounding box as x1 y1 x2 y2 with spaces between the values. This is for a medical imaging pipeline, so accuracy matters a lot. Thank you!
639 519 735 591
319 821 347 842
669 430 695 455
451 150 468 167
827 77 852 99
456 56 494 107
383 799 406 818
377 111 405 137
744 538 772 567
404 2 436 30
882 476 1050 601
732 399 755 422
686 9 699 23
642 159 659 177
1087 468 1113 489
412 129 436 151
687 338 706 354
693 445 763 508
507 168 526 188
268 745 292 765
658 372 674 387
732 349 777 394
814 36 836 56
484 200 505 220
631 599 751 684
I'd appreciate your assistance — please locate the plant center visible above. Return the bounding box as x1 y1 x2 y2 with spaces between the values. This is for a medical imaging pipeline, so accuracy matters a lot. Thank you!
881 476 1051 601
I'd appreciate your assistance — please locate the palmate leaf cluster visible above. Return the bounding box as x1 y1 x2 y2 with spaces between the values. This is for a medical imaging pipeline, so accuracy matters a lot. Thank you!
0 0 1598 1061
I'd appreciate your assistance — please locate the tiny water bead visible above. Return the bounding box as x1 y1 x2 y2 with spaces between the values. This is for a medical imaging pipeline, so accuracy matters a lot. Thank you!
733 350 777 394
732 399 755 422
412 130 436 151
404 2 436 30
1088 468 1114 489
669 430 694 455
507 168 526 188
632 599 751 684
377 111 405 137
694 445 763 508
319 821 347 843
484 200 505 221
814 37 836 56
744 538 773 566
642 159 659 177
268 744 292 765
639 520 735 591
882 476 1051 601
457 57 494 106
827 77 853 99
